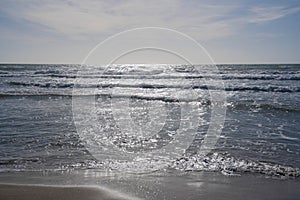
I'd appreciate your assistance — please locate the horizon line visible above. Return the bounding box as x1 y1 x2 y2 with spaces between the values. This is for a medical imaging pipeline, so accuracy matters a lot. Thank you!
0 62 299 65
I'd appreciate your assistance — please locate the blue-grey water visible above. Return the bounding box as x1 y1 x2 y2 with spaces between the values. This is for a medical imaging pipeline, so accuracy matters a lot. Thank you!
0 64 299 178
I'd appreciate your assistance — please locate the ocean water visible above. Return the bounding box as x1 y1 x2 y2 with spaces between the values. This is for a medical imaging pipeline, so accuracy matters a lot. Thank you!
0 64 300 178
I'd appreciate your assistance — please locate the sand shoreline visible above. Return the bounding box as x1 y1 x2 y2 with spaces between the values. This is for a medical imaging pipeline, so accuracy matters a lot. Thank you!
1 170 300 200
0 183 136 200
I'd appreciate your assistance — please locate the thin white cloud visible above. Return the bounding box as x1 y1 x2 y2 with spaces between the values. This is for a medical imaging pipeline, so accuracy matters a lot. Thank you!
2 1 300 40
248 6 300 23
4 0 238 40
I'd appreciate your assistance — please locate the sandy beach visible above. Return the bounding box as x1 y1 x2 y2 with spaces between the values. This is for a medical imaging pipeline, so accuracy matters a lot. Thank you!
0 183 136 200
0 170 300 200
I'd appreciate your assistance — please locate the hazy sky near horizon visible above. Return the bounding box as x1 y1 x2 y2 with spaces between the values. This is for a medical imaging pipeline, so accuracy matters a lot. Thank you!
0 0 300 64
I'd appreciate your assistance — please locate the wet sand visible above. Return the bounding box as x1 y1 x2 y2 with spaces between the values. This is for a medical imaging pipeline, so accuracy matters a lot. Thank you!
0 184 136 200
0 170 299 200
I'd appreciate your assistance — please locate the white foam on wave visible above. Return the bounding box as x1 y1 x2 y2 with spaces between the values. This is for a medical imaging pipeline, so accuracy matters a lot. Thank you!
170 152 300 177
279 133 299 141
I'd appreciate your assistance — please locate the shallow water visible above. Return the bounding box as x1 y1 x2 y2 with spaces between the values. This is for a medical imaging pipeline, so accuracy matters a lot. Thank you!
0 64 299 177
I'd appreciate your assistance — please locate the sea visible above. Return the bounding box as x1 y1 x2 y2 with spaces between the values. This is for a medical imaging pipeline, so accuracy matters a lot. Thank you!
0 64 300 199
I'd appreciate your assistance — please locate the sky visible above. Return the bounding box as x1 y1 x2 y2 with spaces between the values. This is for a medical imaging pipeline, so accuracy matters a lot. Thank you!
0 0 300 64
